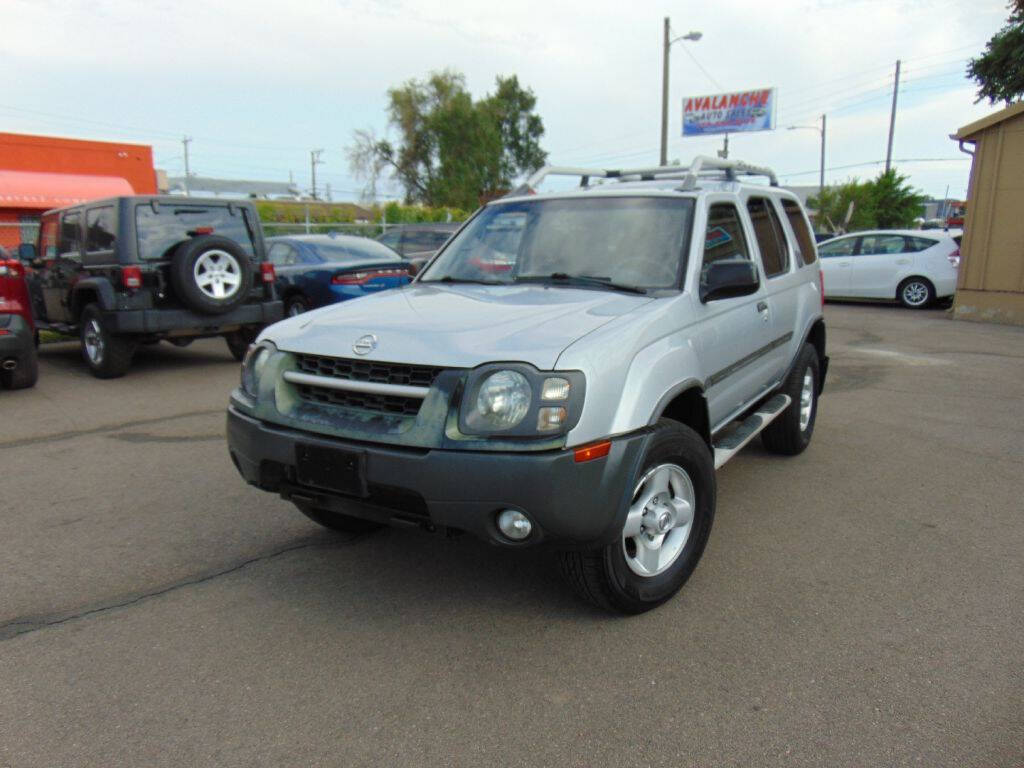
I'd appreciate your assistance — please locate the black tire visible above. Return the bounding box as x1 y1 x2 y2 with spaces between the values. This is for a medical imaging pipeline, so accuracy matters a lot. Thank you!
1 344 38 390
79 304 135 379
285 294 310 317
558 419 716 614
169 235 252 316
897 276 935 309
224 328 256 362
294 503 384 534
761 343 820 455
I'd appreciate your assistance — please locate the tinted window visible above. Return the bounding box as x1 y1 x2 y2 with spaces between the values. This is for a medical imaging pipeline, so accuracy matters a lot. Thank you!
377 230 401 250
135 204 256 261
818 237 856 256
59 211 82 259
86 206 116 253
859 234 906 255
905 236 939 252
746 197 789 278
781 198 816 265
307 240 404 263
404 229 451 252
422 198 693 289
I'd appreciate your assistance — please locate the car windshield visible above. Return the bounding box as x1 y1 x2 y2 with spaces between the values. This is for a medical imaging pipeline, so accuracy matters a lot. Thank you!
308 239 403 263
136 204 257 261
419 197 694 290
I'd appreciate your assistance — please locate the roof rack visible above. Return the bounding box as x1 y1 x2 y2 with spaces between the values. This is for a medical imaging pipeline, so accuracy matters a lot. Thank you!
513 155 778 195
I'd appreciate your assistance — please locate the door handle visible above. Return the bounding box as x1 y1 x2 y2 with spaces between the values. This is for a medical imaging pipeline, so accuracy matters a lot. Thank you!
756 301 768 312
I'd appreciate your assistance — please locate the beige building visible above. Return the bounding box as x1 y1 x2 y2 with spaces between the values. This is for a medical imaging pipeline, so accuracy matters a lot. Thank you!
951 102 1024 325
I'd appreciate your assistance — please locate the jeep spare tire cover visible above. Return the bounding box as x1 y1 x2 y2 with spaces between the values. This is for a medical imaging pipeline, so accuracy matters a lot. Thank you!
169 235 252 315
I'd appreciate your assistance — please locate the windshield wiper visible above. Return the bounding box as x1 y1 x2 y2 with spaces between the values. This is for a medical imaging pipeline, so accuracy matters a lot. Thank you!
516 273 648 295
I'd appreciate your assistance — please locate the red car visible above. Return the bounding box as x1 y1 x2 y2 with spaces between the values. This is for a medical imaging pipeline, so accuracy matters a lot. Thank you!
0 248 38 389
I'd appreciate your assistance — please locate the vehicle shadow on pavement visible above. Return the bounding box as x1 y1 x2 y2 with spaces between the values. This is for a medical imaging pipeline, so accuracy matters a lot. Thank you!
38 339 238 374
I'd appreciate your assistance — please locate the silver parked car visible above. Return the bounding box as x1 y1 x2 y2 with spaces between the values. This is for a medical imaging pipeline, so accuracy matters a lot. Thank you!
818 229 961 308
227 157 828 613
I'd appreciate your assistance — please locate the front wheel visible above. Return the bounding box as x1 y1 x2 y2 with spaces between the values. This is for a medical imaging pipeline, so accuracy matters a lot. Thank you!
558 420 716 614
80 304 135 379
285 294 310 317
224 329 256 362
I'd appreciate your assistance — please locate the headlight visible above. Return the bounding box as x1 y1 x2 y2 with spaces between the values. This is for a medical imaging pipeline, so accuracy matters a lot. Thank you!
459 364 586 437
466 370 532 431
241 341 275 397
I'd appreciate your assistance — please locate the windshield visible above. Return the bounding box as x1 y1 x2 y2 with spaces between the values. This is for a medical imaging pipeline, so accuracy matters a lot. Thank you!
419 197 694 290
308 239 403 264
136 204 257 261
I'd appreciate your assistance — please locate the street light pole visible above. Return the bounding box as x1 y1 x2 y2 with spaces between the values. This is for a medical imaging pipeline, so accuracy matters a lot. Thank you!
659 19 702 167
788 115 827 202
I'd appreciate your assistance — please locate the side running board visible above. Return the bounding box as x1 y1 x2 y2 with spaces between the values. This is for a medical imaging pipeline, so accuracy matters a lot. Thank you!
712 394 791 469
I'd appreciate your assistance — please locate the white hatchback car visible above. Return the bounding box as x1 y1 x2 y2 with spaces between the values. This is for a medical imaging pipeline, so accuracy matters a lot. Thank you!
818 229 960 308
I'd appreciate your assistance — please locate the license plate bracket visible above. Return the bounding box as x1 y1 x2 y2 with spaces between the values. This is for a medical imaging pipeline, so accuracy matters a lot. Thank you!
295 443 367 497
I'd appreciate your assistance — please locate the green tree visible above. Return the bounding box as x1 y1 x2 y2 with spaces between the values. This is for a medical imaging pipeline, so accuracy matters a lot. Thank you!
809 169 924 232
968 0 1024 105
349 70 547 210
869 169 925 229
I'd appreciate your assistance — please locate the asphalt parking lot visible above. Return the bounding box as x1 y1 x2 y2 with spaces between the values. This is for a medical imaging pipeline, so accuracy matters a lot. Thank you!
1 303 1022 767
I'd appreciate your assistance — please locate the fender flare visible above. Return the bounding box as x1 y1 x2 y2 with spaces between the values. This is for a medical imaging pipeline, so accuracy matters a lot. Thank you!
71 277 117 316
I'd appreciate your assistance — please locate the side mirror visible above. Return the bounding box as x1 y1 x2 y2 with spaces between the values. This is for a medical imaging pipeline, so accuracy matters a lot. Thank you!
17 242 36 261
700 259 760 302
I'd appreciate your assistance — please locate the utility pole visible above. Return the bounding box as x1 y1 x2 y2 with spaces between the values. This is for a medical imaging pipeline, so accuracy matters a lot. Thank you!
885 60 901 173
310 149 324 201
182 136 192 197
717 134 729 159
659 19 703 166
819 114 827 202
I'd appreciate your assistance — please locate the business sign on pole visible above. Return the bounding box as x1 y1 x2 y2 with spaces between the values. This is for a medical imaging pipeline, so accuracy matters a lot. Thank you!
682 88 776 136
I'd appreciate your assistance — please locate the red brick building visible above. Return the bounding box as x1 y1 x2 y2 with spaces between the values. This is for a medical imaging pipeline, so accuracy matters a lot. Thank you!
0 132 157 249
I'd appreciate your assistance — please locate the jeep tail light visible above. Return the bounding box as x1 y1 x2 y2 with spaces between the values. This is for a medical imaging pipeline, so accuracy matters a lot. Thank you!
332 268 409 285
948 248 960 268
260 262 276 283
122 265 142 291
819 269 825 307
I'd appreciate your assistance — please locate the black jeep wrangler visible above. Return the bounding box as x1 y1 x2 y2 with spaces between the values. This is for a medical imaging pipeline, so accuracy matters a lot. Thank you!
24 196 283 378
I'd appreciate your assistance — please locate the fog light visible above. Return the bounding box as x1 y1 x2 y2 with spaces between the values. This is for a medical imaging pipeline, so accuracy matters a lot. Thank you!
537 406 567 431
496 509 532 541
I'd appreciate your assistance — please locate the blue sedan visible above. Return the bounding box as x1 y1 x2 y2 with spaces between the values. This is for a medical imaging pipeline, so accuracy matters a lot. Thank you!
266 234 412 317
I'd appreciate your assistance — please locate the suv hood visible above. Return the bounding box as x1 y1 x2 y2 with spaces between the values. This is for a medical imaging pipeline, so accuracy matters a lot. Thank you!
264 283 653 370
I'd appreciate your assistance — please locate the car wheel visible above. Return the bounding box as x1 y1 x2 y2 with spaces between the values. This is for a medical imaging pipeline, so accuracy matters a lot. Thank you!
558 419 715 614
761 343 820 455
80 304 135 379
1 343 38 390
224 328 257 362
170 235 253 315
294 502 384 533
897 277 934 309
285 294 310 317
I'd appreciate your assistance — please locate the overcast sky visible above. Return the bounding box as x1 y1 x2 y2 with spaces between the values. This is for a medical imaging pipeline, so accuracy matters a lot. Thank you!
2 0 1011 201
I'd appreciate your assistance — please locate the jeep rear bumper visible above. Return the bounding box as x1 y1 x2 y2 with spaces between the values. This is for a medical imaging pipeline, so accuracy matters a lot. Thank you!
226 406 649 547
104 301 283 335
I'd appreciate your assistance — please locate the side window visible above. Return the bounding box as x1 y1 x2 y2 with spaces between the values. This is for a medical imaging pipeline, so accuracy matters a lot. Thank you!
701 203 752 277
818 237 857 257
746 197 789 278
906 236 938 252
85 207 116 253
781 198 816 265
39 217 58 259
267 243 296 266
58 211 82 260
427 230 452 249
859 235 905 255
403 229 440 253
378 230 401 250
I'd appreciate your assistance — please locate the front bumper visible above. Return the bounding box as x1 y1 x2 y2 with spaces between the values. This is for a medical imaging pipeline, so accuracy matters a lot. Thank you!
227 406 649 547
104 301 283 334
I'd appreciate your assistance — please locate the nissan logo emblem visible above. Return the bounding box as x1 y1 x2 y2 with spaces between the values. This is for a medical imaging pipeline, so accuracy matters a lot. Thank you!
352 334 378 355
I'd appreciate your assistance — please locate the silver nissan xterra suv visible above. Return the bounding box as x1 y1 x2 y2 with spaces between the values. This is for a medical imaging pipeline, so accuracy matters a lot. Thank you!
227 156 829 614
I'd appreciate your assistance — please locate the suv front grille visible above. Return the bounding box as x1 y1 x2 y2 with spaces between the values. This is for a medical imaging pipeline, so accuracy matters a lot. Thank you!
292 354 445 417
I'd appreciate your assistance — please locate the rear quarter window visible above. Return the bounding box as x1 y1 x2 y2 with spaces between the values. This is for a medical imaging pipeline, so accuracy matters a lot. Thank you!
780 198 817 265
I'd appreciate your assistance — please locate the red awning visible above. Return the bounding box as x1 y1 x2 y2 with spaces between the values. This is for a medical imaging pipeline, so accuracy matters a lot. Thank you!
0 170 135 211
